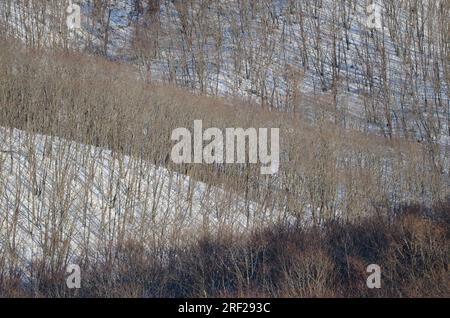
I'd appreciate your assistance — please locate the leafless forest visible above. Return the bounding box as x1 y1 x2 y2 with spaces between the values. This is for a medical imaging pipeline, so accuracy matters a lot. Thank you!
0 0 448 297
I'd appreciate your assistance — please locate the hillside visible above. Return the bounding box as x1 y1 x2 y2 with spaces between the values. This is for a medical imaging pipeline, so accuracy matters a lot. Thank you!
0 1 448 298
1 0 448 140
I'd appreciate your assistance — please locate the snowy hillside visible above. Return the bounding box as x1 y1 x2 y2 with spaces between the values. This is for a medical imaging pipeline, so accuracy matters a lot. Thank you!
0 127 277 274
1 0 448 140
0 0 448 298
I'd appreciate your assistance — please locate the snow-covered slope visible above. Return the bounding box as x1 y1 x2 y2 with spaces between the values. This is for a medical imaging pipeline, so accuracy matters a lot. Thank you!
1 0 448 139
0 127 277 274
